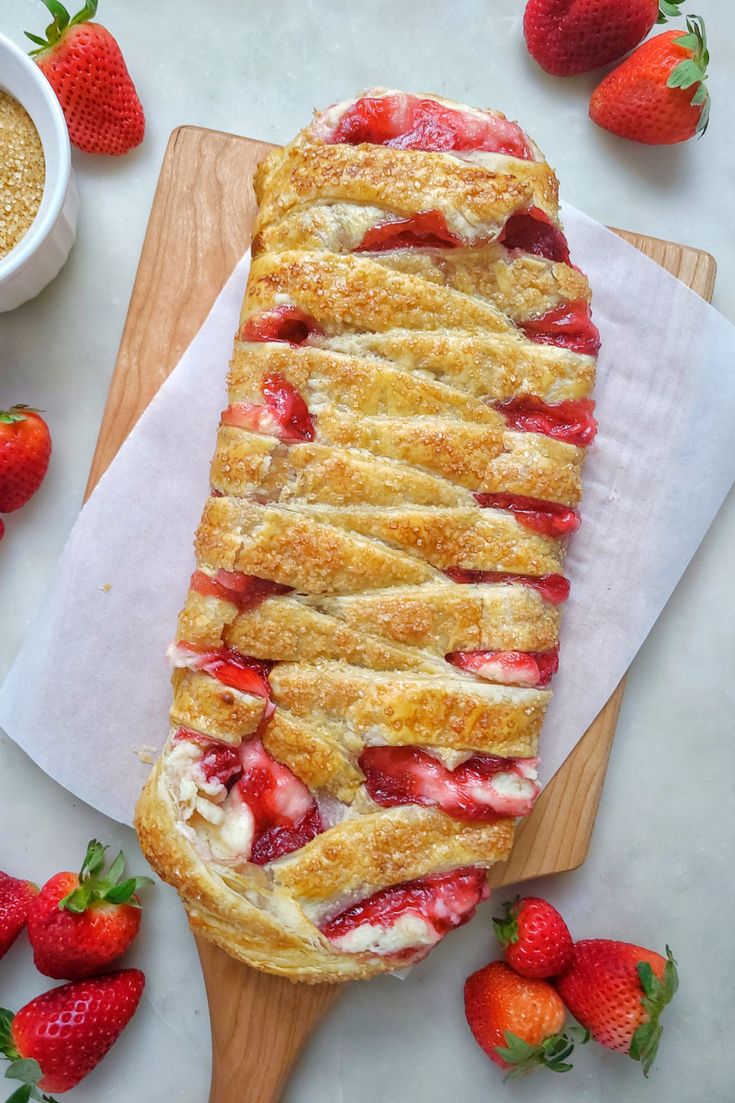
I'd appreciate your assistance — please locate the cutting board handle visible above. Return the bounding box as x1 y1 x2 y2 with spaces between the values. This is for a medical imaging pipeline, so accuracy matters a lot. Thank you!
196 936 340 1103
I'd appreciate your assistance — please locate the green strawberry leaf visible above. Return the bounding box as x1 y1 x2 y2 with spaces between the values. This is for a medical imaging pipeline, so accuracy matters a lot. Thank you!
4 1085 32 1103
59 840 152 912
629 948 678 1076
669 16 711 137
492 897 520 948
68 0 98 27
496 1030 577 1081
4 1061 41 1087
0 1010 19 1060
657 1 683 23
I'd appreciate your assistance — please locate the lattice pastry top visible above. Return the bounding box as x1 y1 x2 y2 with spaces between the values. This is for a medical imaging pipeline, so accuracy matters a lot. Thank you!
136 89 599 982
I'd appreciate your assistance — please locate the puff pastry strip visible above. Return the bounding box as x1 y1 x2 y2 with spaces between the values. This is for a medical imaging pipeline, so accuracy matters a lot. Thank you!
137 89 598 981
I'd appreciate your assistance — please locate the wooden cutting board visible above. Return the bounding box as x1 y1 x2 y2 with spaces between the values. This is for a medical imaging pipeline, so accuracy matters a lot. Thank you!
86 125 717 1103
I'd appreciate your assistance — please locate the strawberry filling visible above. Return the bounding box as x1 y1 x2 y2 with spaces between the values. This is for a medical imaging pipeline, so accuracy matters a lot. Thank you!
239 305 322 346
354 209 462 251
326 94 533 160
499 206 571 264
174 643 272 699
519 300 601 356
320 867 489 958
443 568 570 605
493 396 597 447
222 371 316 443
447 645 559 688
237 738 323 865
360 746 540 822
172 727 244 787
474 492 580 537
190 568 292 610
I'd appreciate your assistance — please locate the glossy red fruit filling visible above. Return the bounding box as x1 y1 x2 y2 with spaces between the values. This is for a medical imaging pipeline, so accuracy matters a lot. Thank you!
519 300 601 356
443 568 570 605
494 395 597 447
174 643 272 699
327 94 533 159
321 867 489 957
236 738 323 864
240 305 322 346
354 209 462 252
360 747 540 822
222 371 316 443
447 645 559 688
191 569 292 610
499 206 570 264
474 492 580 537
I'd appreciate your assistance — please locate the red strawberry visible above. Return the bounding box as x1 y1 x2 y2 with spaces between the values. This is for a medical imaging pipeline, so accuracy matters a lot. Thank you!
589 17 711 143
524 0 684 77
0 406 51 513
0 873 38 959
26 0 144 156
0 969 145 1095
464 961 581 1078
555 939 678 1075
27 840 152 980
493 896 574 978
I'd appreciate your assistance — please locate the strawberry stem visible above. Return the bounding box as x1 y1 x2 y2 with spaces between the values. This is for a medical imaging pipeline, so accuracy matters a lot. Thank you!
58 839 153 913
668 15 711 136
0 406 35 425
25 0 98 56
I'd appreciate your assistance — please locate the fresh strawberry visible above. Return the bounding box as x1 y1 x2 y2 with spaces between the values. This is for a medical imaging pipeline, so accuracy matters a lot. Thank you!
555 939 678 1075
0 969 145 1096
524 0 683 76
589 17 710 143
464 961 581 1078
493 896 574 978
27 841 152 980
0 873 38 959
0 407 51 513
26 1 144 156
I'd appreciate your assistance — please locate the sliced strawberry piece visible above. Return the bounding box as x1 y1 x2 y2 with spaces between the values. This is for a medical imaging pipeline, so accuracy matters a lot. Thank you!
173 644 272 698
475 492 580 537
327 93 533 159
494 395 597 447
222 372 316 444
240 305 322 346
237 738 323 864
519 300 601 356
172 729 244 789
354 209 462 251
443 568 570 605
190 568 292 610
448 645 559 687
321 867 489 957
360 746 540 822
499 206 571 264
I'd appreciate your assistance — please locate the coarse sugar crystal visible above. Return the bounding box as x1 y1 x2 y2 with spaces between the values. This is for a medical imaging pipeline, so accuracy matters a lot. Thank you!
0 90 46 261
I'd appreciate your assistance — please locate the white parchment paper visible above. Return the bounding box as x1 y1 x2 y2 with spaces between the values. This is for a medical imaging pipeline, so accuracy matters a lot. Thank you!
1 202 734 826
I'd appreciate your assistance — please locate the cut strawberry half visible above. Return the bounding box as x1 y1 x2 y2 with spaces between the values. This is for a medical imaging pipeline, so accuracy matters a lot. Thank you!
447 645 559 687
354 209 462 251
519 301 601 357
493 395 597 447
326 93 533 160
474 492 580 537
190 569 292 610
222 371 316 443
442 568 570 605
240 305 322 346
236 738 323 864
321 867 489 957
360 746 540 822
174 643 272 698
499 206 570 264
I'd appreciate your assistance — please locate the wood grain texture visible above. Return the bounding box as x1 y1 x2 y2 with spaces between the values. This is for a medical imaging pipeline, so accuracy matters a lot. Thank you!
86 125 716 1103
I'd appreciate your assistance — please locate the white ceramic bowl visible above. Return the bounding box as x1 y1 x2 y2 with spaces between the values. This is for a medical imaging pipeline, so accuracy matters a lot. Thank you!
0 32 79 312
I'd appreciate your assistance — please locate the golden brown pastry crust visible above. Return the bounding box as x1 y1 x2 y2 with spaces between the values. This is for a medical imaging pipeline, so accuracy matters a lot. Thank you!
136 89 596 982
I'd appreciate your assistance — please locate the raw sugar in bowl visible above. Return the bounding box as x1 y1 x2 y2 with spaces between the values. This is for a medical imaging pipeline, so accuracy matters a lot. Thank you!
0 32 79 312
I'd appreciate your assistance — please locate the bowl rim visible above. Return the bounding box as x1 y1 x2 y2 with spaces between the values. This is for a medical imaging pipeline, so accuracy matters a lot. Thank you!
0 31 72 282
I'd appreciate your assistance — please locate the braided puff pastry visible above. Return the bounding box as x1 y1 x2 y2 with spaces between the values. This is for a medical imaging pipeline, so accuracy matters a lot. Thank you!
135 89 599 982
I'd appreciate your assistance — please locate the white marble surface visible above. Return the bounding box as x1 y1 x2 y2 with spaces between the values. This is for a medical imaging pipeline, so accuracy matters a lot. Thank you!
0 2 734 1100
